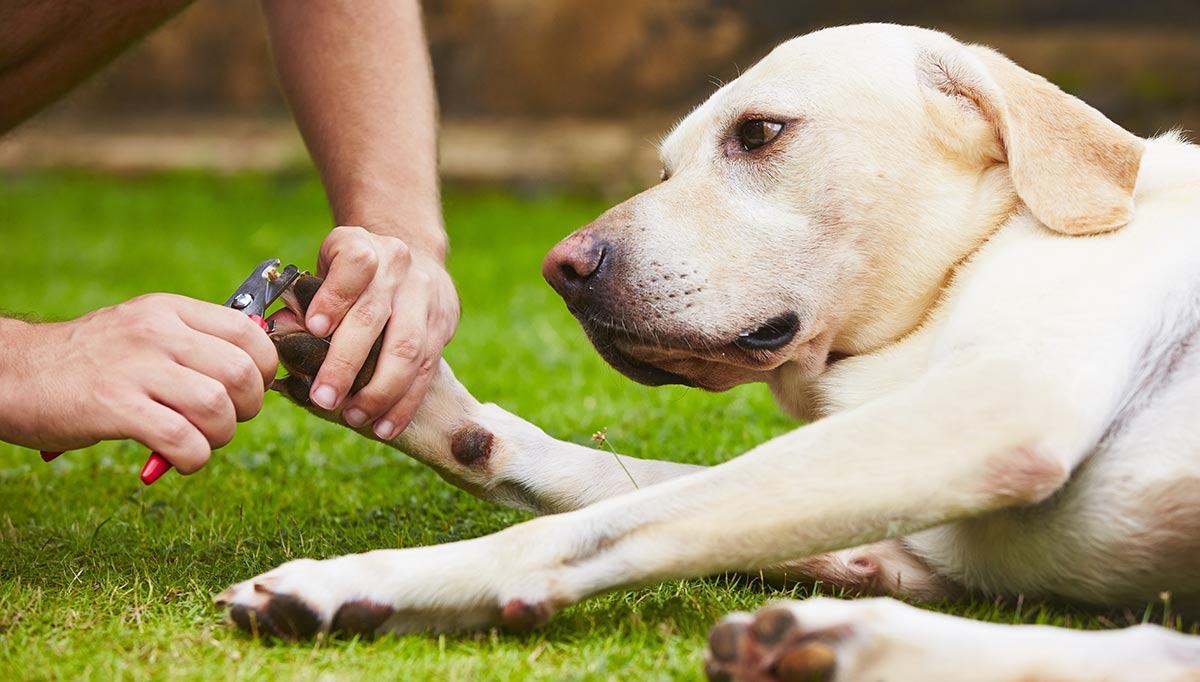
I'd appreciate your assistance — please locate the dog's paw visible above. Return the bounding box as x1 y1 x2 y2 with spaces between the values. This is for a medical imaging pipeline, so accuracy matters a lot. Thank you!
704 597 914 682
269 274 380 408
214 558 398 640
214 541 561 640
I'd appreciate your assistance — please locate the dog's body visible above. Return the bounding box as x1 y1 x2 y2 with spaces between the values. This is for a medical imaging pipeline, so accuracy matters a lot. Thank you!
220 24 1200 680
813 143 1200 610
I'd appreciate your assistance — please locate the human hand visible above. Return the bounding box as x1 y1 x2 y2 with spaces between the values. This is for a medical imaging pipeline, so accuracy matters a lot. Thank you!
298 225 459 440
0 294 278 473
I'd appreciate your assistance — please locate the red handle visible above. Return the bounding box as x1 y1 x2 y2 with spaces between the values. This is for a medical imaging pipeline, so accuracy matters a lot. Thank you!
140 452 172 485
42 315 272 484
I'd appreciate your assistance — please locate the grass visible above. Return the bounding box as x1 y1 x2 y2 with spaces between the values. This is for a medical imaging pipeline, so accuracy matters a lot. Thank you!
0 172 1192 680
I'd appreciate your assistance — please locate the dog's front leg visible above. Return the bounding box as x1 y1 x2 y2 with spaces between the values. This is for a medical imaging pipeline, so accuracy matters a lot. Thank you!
270 274 702 514
217 350 1119 640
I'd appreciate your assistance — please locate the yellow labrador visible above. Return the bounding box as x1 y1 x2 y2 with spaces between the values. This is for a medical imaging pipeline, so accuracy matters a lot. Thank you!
219 24 1200 680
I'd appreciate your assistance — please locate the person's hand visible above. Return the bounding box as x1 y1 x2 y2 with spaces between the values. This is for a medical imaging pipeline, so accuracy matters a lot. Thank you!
0 294 278 473
300 225 458 440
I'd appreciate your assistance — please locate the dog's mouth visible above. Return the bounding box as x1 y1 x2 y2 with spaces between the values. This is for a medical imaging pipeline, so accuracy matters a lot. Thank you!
732 312 801 352
590 341 698 387
572 310 805 389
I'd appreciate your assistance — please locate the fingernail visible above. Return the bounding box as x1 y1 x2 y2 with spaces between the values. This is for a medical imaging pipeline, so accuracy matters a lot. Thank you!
373 420 396 440
344 407 368 427
311 384 339 409
308 314 331 337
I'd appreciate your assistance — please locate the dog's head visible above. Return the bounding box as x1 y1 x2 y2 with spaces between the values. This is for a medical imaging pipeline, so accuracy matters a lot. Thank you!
544 24 1143 391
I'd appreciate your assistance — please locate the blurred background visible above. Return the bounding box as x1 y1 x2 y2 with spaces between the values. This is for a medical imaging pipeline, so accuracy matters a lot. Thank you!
2 0 1197 193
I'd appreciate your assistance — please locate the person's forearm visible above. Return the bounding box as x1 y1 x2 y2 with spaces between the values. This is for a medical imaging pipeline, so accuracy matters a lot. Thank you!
262 0 446 259
0 317 31 442
0 1 192 134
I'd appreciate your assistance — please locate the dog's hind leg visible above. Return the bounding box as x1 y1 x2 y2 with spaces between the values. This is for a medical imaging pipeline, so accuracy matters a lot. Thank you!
269 274 702 514
705 597 1200 682
770 539 961 601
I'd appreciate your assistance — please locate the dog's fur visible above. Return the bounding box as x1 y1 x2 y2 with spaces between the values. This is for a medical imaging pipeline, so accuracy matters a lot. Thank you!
219 24 1200 680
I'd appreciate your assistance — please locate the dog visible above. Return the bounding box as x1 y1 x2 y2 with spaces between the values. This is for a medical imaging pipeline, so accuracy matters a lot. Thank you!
217 24 1200 680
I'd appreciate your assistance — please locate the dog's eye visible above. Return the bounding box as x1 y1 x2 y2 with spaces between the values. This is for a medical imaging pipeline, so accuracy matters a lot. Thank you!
737 119 784 151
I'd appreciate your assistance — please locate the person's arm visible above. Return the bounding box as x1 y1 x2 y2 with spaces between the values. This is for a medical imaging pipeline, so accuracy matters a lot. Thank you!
0 297 277 473
261 0 457 442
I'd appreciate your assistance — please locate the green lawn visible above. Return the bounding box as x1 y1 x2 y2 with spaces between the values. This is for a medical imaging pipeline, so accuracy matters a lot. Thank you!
0 172 1190 680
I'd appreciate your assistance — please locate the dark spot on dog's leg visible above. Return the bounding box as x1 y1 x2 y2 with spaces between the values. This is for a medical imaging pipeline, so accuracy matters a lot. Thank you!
500 598 552 632
450 424 494 465
331 600 396 638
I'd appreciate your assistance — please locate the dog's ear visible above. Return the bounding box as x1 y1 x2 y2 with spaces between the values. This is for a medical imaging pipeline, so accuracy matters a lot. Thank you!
918 46 1143 236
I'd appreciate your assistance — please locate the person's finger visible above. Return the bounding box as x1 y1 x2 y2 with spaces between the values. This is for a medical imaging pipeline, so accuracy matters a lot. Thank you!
340 294 430 429
170 334 268 422
123 398 212 475
371 303 456 438
372 358 436 440
306 226 387 338
309 291 391 410
165 296 278 384
147 366 238 451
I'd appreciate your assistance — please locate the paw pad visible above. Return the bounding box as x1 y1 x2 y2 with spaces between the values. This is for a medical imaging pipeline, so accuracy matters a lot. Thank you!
500 598 553 632
270 274 383 407
331 600 397 638
225 589 323 641
705 606 842 682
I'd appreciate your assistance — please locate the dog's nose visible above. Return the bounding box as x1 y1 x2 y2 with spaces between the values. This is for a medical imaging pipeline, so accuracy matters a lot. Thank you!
543 231 609 302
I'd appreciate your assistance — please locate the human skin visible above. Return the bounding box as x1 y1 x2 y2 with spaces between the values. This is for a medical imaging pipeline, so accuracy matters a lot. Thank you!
0 0 454 464
262 0 457 440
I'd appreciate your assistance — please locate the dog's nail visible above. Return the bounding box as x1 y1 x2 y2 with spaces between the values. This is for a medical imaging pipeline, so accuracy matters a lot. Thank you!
307 314 331 338
311 384 338 410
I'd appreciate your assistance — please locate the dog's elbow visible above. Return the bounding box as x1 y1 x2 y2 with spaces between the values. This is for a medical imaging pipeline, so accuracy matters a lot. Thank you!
981 445 1071 507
